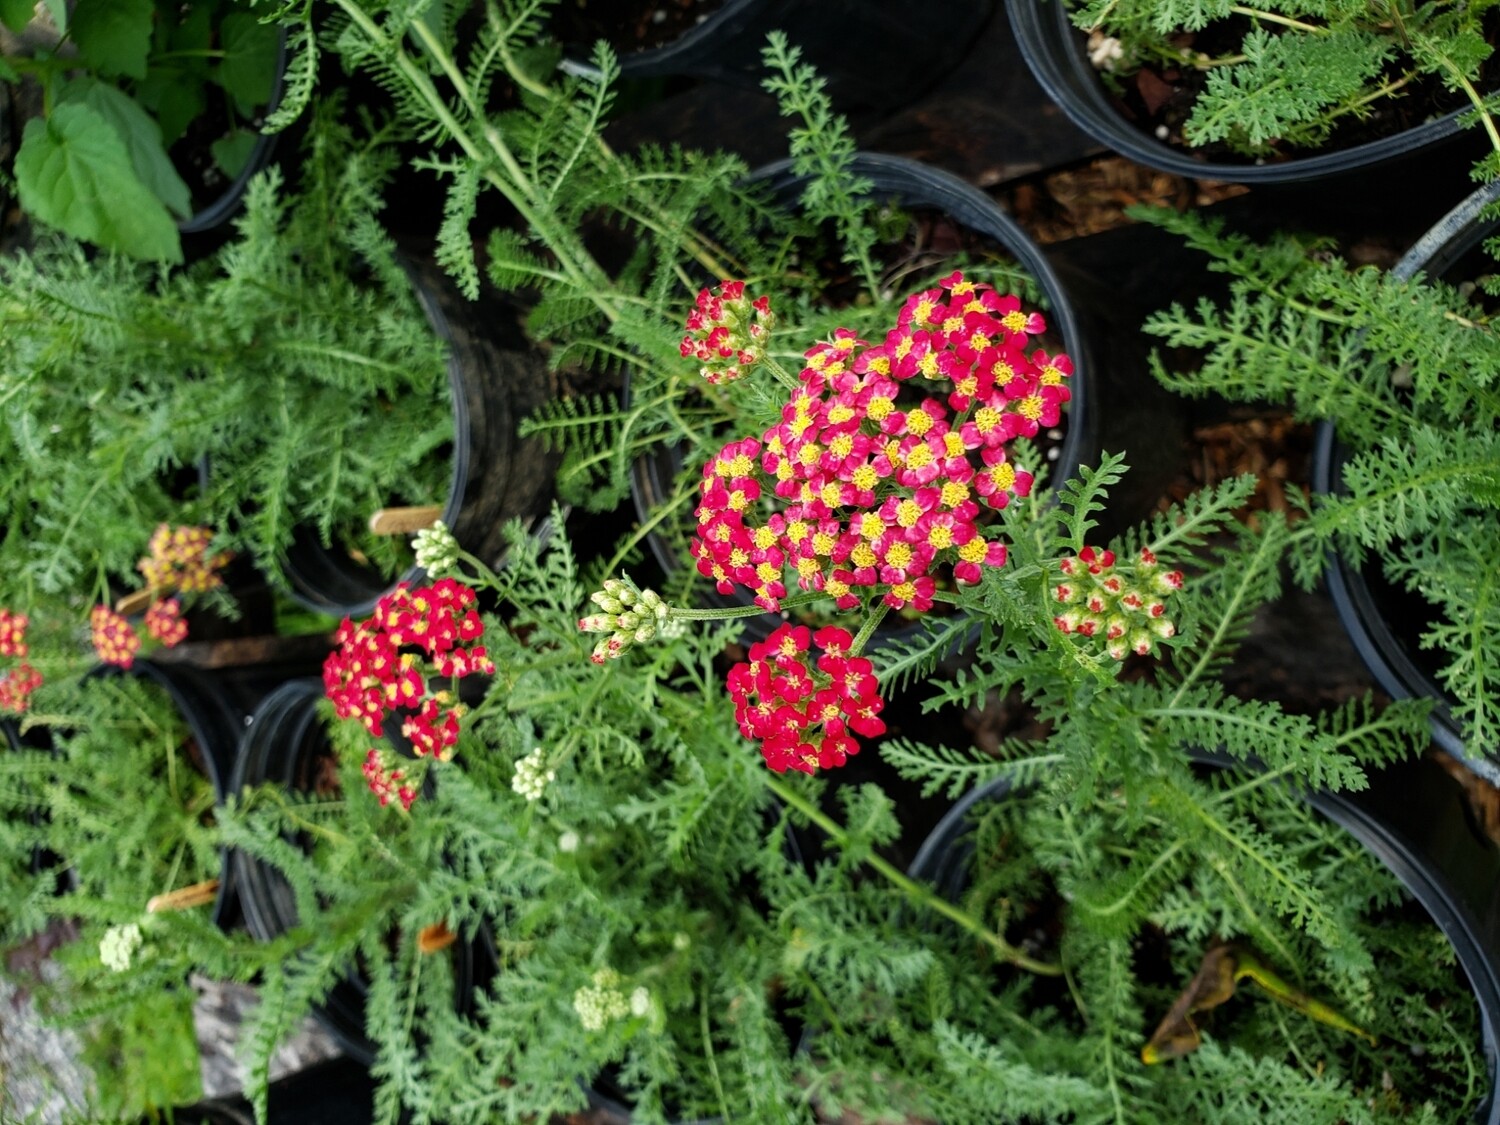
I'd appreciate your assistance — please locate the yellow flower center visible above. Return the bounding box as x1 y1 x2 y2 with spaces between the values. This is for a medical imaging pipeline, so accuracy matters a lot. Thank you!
959 539 990 563
940 480 970 508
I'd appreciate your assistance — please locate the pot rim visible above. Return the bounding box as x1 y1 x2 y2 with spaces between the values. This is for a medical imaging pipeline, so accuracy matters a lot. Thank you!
1004 0 1471 185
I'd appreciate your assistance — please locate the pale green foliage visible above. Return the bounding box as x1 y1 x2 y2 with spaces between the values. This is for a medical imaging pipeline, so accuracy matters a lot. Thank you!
0 104 452 648
3 672 295 1120
801 455 1473 1121
1138 205 1500 750
1069 0 1500 166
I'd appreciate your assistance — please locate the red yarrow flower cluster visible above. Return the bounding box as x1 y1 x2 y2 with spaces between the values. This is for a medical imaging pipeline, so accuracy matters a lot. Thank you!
144 598 189 647
363 748 417 813
681 280 774 385
726 624 886 775
1052 546 1184 660
692 273 1068 614
138 524 231 593
0 608 40 714
323 579 493 808
90 606 141 669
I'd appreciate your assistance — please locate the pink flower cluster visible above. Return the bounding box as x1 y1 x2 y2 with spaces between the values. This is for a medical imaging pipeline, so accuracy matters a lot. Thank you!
144 598 189 647
691 273 1069 615
323 579 493 809
0 609 41 714
90 606 141 669
89 597 189 671
1052 546 1184 660
363 748 416 813
681 280 775 385
138 524 231 593
726 624 886 774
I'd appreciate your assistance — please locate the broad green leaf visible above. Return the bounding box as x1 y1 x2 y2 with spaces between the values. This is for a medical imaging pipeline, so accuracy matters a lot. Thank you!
57 77 193 220
0 0 32 34
70 0 154 79
170 3 214 53
134 68 207 147
14 105 183 262
218 12 279 109
211 130 257 180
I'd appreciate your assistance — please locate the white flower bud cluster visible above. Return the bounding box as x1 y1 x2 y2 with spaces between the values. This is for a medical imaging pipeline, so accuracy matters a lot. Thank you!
577 577 671 664
573 967 634 1031
510 748 555 802
1087 30 1124 71
413 520 461 576
100 923 143 973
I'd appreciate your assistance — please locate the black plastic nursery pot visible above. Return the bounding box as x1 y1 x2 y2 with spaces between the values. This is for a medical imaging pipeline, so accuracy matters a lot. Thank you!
1004 0 1480 186
231 678 486 1064
279 252 558 619
176 27 293 242
83 659 248 931
1313 180 1500 786
908 753 1500 1122
141 1055 376 1125
558 0 995 113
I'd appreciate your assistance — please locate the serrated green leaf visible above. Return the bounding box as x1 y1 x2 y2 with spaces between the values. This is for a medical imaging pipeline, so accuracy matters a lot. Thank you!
218 12 279 109
0 0 33 34
70 0 154 79
211 129 257 179
14 105 182 262
56 77 193 220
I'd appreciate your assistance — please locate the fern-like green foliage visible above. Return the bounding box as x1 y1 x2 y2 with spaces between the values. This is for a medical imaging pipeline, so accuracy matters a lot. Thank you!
1 668 298 1120
1138 205 1500 751
1065 0 1500 171
0 101 453 658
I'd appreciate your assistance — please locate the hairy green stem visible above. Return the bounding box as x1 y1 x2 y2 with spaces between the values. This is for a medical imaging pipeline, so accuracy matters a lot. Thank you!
764 775 1062 976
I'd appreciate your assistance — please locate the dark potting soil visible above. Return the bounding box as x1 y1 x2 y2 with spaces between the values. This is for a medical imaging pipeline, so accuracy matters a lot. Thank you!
549 0 727 55
1090 13 1500 164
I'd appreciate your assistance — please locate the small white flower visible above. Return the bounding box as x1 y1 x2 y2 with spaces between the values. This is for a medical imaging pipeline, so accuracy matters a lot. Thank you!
100 923 143 973
1087 30 1124 71
630 986 651 1018
412 520 460 576
573 967 632 1031
510 748 556 802
671 931 691 952
558 830 580 853
573 985 612 1031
